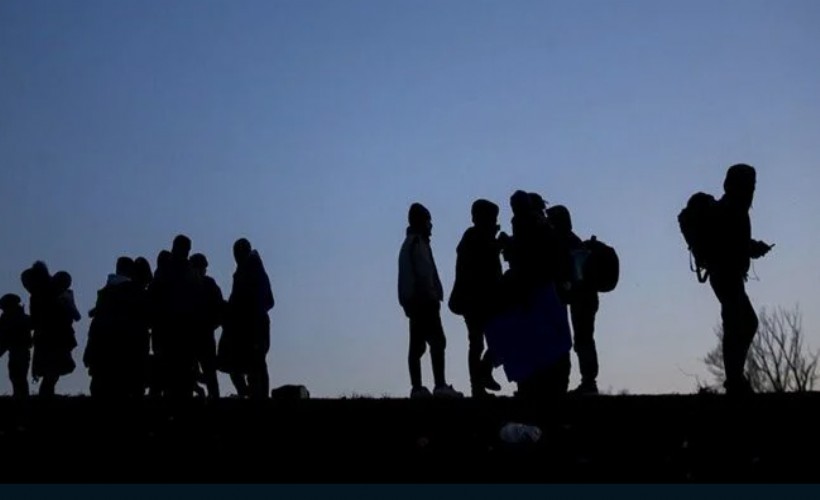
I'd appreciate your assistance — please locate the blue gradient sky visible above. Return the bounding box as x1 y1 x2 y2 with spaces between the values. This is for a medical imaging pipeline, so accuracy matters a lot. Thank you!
1 0 819 396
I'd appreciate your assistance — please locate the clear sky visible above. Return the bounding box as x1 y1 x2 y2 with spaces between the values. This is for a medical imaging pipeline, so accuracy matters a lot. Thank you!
1 0 819 397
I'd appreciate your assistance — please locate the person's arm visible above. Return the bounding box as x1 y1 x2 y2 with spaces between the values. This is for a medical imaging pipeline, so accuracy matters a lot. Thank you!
750 239 774 259
452 235 473 293
210 281 226 328
68 292 81 322
0 320 7 358
259 269 274 313
398 240 415 314
412 239 438 304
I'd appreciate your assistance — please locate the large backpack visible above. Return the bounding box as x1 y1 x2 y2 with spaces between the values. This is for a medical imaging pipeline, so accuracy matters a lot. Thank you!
582 236 619 293
678 192 718 283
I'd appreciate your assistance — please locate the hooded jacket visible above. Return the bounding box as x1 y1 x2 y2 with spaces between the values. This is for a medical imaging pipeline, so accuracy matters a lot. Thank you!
398 228 444 310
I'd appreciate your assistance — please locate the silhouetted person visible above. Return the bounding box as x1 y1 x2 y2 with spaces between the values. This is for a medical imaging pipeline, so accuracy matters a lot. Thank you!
155 250 172 281
486 192 572 399
53 272 81 326
147 250 174 397
399 203 463 399
548 205 600 395
506 191 561 292
133 257 154 291
84 257 148 397
505 190 535 277
218 238 274 399
449 199 503 398
159 235 202 399
710 164 773 395
132 256 153 393
190 253 224 399
0 294 33 397
529 191 572 288
498 191 553 308
528 192 548 221
23 262 77 397
53 270 81 391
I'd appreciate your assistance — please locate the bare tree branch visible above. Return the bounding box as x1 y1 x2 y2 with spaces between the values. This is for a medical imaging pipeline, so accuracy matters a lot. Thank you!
703 304 818 393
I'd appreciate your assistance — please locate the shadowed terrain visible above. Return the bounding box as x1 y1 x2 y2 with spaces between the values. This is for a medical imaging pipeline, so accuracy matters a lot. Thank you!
1 393 818 483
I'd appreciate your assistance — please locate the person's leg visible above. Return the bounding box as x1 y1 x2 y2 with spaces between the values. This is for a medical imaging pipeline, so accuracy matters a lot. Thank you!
39 375 58 397
408 313 427 390
546 353 571 396
122 351 144 398
151 330 170 397
424 307 463 398
465 315 485 395
9 350 30 398
230 372 249 397
571 292 599 391
170 351 197 399
737 289 759 379
161 331 183 398
248 355 269 399
248 317 270 399
467 314 500 395
516 370 545 400
711 274 753 393
426 309 448 389
479 318 501 392
199 333 220 398
516 355 571 400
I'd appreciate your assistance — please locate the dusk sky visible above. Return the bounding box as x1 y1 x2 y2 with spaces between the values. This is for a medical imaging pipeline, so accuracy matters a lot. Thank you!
1 0 819 397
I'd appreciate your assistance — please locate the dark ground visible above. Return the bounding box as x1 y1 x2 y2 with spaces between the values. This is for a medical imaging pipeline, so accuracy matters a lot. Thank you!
1 393 819 483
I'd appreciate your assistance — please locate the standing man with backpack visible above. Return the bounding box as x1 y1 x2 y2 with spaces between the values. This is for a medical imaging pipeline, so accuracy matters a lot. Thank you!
679 164 773 395
547 205 620 395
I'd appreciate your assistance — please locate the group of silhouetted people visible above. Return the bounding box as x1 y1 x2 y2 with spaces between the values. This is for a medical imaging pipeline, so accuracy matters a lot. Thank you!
398 163 773 399
0 263 81 397
399 190 614 399
0 235 273 399
0 163 774 399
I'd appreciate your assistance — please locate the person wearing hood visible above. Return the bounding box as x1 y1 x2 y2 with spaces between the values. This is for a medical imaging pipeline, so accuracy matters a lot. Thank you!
53 272 81 325
146 235 202 399
23 261 76 397
399 203 463 399
448 199 503 398
709 164 773 395
218 238 274 399
505 191 558 294
84 257 147 397
547 205 600 395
